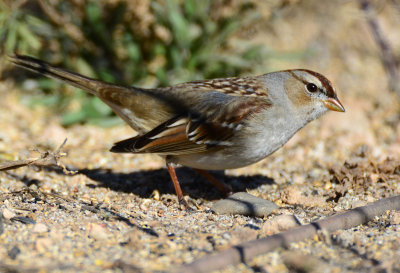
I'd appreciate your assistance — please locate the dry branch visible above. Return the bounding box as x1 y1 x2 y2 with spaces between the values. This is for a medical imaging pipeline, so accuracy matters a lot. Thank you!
0 138 75 174
360 0 400 95
176 195 400 273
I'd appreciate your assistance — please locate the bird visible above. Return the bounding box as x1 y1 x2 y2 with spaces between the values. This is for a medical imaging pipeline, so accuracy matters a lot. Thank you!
10 54 345 207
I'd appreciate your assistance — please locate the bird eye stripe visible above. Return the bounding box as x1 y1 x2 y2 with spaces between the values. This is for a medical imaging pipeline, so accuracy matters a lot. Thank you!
288 71 308 85
297 69 336 98
289 71 325 94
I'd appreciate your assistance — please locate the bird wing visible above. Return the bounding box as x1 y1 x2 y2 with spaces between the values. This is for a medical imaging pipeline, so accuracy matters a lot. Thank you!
110 93 271 155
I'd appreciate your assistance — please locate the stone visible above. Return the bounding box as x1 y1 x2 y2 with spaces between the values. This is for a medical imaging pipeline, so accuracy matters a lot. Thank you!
262 214 301 235
2 208 16 219
211 192 278 217
32 223 49 233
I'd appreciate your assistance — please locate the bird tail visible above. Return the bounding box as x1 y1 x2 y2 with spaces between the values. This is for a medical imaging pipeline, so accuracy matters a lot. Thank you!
9 54 104 95
9 54 173 133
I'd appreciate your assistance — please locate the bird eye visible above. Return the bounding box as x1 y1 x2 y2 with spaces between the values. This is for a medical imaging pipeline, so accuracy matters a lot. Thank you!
306 83 318 93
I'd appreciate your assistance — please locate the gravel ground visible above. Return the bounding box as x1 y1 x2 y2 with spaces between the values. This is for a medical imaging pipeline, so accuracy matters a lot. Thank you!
0 81 399 272
1 2 400 272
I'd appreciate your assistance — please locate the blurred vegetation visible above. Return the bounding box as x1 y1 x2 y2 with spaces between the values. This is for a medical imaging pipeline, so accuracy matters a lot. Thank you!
1 0 277 126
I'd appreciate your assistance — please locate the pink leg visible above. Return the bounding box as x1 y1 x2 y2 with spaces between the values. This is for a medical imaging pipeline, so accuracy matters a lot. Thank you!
193 169 233 196
167 163 190 208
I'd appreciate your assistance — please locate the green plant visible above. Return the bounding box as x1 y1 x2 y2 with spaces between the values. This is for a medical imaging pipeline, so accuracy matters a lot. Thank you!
2 0 267 126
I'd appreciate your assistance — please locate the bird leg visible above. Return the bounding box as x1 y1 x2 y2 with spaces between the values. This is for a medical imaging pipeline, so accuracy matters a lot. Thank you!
166 163 190 208
193 169 233 196
166 164 232 209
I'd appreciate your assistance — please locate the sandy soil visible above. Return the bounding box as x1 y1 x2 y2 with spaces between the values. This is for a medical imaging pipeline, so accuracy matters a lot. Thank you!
1 1 400 272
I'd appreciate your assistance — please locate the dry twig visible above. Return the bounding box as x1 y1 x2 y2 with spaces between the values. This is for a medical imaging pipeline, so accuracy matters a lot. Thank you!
176 195 400 273
360 0 400 95
0 138 75 174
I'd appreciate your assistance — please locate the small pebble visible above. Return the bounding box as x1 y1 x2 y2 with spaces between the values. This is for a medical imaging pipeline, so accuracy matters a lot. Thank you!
89 223 111 241
32 223 49 233
2 208 16 219
8 246 21 260
283 250 330 273
262 214 301 235
211 192 278 217
390 211 400 225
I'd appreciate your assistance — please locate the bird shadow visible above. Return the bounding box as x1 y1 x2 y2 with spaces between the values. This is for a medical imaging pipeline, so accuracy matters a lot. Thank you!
77 167 276 201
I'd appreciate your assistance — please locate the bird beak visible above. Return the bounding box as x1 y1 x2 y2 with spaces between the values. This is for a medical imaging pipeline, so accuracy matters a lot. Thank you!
323 97 345 112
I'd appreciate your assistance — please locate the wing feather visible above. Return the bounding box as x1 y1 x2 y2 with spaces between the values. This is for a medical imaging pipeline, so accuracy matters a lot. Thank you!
111 93 271 155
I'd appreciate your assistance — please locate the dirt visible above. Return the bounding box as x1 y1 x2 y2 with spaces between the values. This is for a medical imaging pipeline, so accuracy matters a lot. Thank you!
1 1 400 272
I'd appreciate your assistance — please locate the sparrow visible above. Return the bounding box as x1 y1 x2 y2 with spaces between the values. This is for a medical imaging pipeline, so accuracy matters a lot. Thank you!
10 54 345 206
